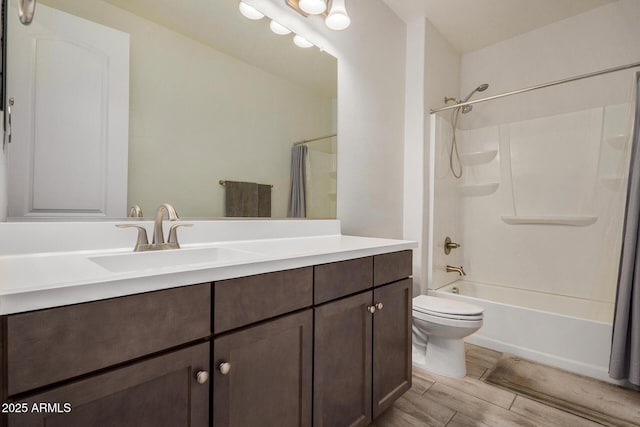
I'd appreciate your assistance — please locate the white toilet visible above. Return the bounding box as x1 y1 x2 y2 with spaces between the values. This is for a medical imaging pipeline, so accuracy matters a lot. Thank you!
412 295 484 378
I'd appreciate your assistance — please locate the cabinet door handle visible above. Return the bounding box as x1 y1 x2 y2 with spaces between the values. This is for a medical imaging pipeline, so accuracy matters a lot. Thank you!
195 370 209 384
375 302 384 311
218 362 232 375
367 305 376 314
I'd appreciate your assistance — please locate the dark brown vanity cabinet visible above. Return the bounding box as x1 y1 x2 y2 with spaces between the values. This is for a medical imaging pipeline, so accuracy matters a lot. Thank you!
212 268 314 427
0 250 411 427
1 284 212 427
313 251 412 426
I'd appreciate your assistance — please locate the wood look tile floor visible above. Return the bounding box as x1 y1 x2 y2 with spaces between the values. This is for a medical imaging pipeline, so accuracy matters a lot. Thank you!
371 344 640 427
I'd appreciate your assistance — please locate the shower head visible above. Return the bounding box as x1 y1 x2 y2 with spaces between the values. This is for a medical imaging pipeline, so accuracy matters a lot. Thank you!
461 83 489 113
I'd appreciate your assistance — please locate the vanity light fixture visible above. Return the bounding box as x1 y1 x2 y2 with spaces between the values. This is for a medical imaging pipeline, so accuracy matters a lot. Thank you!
237 2 318 49
298 0 327 15
238 1 264 20
293 35 314 48
269 20 292 35
286 0 350 31
325 0 351 30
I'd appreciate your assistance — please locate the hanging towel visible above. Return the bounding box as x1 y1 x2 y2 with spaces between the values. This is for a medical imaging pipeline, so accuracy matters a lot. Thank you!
257 184 272 217
224 181 272 217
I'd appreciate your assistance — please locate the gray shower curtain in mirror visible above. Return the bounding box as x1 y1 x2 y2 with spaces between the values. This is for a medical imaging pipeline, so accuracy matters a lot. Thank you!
287 145 307 218
609 72 640 386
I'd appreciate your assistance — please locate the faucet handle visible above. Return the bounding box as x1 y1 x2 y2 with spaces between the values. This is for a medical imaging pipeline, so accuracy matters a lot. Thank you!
444 236 460 254
167 223 193 248
128 205 144 218
116 224 149 252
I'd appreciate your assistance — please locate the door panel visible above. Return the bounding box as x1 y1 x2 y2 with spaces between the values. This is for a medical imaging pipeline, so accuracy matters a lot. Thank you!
372 279 412 418
314 292 372 427
213 310 313 427
7 343 209 427
6 0 129 217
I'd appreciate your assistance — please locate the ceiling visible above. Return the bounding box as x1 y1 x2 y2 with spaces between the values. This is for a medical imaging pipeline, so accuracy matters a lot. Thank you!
380 0 618 53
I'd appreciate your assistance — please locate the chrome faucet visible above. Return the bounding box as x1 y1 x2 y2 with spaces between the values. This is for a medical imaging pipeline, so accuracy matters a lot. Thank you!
446 265 466 276
117 203 192 252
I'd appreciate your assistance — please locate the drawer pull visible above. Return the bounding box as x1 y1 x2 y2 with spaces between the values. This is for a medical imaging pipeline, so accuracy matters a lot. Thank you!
196 370 209 384
218 362 232 375
367 305 376 314
375 302 384 311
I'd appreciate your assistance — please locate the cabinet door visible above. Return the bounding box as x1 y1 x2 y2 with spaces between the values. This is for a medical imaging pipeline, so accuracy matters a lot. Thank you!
7 343 209 427
213 310 313 427
372 279 412 418
314 292 372 427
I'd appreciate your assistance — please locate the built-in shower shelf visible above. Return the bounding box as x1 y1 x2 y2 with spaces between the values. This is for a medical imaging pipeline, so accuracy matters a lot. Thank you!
461 150 498 166
606 134 628 150
501 215 597 226
458 182 499 197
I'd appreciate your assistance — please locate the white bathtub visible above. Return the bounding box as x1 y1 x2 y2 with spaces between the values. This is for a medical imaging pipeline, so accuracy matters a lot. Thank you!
432 280 616 383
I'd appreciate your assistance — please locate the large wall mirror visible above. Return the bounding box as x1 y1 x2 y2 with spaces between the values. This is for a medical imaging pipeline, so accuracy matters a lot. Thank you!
4 0 337 219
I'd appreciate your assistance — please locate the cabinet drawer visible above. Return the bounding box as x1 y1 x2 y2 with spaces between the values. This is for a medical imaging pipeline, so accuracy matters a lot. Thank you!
314 257 373 304
373 250 412 287
6 283 211 396
214 267 313 334
7 342 210 427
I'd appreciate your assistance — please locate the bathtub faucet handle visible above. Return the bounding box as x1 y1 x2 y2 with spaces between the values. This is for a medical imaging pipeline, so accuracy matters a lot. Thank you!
446 265 466 276
444 237 461 255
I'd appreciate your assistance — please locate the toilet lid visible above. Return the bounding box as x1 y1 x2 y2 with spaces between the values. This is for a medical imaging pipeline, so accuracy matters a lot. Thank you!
413 295 484 317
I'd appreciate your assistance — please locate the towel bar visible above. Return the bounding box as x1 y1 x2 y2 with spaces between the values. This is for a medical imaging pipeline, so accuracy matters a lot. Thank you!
219 180 273 188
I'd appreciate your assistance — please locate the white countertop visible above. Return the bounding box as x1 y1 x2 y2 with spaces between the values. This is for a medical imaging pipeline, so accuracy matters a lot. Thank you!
0 220 416 315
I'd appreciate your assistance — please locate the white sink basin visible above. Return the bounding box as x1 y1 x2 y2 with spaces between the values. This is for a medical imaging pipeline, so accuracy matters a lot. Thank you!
89 247 259 273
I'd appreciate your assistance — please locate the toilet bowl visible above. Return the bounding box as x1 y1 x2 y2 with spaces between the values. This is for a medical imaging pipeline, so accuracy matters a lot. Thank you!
412 295 483 378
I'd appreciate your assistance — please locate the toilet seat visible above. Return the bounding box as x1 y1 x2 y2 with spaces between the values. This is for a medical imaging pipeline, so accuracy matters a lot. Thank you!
413 295 483 321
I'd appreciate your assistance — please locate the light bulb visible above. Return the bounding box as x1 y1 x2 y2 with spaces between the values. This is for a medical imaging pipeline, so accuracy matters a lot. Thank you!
299 0 326 15
293 35 314 48
238 1 264 20
269 20 291 35
325 0 350 30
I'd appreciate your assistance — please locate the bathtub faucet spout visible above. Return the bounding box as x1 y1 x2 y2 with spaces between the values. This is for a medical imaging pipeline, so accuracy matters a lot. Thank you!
446 265 466 276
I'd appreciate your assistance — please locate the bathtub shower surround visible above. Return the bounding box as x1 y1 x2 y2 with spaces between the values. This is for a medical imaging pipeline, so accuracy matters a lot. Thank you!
428 57 638 380
609 72 640 386
432 98 632 296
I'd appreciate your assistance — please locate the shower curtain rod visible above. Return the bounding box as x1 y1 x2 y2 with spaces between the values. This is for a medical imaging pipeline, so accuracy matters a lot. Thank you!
294 134 337 146
430 61 640 114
